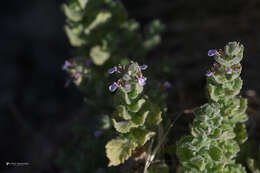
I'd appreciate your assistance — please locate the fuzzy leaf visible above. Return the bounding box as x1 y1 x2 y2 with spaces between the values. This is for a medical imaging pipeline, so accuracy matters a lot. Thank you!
176 136 194 162
131 111 149 126
129 83 143 99
223 164 246 173
112 119 137 133
214 55 243 67
177 42 248 172
146 101 162 126
209 146 223 161
64 26 85 47
143 35 161 50
114 89 131 105
143 20 164 51
105 138 137 166
78 0 88 9
127 98 146 113
208 84 223 102
234 123 248 144
219 131 236 140
117 105 131 120
224 42 243 57
234 98 247 118
90 45 110 65
62 4 82 22
231 113 248 124
131 129 156 146
85 11 112 35
190 156 206 171
247 158 260 173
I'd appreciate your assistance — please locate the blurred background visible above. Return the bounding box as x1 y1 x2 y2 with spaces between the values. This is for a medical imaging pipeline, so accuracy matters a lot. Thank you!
1 0 260 172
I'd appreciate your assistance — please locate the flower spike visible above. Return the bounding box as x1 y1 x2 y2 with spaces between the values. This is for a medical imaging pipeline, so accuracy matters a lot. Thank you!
105 61 162 167
177 42 248 172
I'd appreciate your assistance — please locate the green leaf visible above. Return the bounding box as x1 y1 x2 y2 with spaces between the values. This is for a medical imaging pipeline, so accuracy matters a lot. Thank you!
190 156 206 171
131 128 155 146
219 131 236 140
224 163 246 173
230 113 248 124
131 111 149 126
129 83 143 99
176 136 194 162
85 11 112 35
224 42 243 57
209 146 223 161
146 100 162 126
112 119 137 133
234 123 248 144
235 98 247 117
127 62 139 76
105 138 137 166
127 98 146 113
208 83 223 102
64 25 85 47
143 19 164 51
78 0 88 9
117 105 131 120
143 35 161 50
101 115 111 130
62 4 83 22
247 158 260 173
114 89 131 105
90 45 110 65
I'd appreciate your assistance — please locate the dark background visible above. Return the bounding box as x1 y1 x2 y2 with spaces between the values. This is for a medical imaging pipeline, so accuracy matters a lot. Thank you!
1 0 260 172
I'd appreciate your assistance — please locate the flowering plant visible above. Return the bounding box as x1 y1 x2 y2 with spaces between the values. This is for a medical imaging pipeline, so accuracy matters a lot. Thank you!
58 1 256 173
105 61 163 169
176 42 248 173
62 0 164 66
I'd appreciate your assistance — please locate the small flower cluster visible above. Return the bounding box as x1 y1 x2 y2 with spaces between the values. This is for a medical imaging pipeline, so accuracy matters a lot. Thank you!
206 49 241 77
105 61 162 167
108 62 148 92
177 42 248 172
62 58 92 87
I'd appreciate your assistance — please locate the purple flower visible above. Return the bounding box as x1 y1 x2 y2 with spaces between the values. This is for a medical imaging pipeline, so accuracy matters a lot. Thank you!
62 60 72 70
108 67 118 74
226 68 232 75
163 81 172 89
208 49 218 57
125 82 131 89
72 72 80 79
94 130 102 138
109 82 119 92
205 70 213 77
139 64 148 70
138 76 146 86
